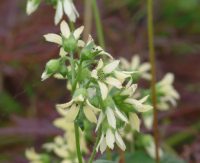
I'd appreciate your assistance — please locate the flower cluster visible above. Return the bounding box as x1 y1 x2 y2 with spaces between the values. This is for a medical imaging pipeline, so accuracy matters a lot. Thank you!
33 20 152 159
26 0 79 24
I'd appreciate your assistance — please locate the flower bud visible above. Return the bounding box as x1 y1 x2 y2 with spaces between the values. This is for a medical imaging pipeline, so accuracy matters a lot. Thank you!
62 34 77 52
46 59 60 74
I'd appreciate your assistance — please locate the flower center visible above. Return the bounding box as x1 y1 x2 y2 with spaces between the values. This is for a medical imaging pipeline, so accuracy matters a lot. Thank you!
97 70 106 81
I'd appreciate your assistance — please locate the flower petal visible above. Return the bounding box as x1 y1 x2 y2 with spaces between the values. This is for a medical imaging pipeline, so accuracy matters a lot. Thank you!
83 106 97 123
44 33 62 45
54 0 63 25
96 133 104 152
59 47 67 57
115 131 126 151
60 20 70 38
86 99 100 113
139 63 151 72
103 60 120 74
96 59 104 70
106 129 115 149
106 108 116 129
131 55 140 70
95 111 105 132
98 81 108 100
56 99 74 110
105 77 122 89
73 26 84 40
100 137 107 153
115 107 128 123
129 113 140 132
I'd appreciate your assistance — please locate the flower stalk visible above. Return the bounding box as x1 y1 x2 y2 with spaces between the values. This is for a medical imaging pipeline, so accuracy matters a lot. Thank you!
74 123 83 163
92 0 105 49
147 0 160 162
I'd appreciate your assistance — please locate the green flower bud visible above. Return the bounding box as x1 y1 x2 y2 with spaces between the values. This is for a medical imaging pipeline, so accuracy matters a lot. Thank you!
80 48 93 60
59 65 68 77
46 59 60 74
62 34 77 52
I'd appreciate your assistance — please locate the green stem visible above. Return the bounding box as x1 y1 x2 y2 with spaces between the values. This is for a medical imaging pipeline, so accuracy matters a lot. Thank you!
147 0 160 162
92 0 105 48
70 52 75 84
74 123 83 163
88 130 102 163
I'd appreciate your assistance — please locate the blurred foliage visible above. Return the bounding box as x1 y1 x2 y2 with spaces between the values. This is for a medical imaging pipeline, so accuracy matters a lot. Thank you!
0 91 22 116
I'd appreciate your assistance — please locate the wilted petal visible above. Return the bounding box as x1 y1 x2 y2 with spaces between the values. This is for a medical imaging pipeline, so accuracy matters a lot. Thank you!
44 34 62 45
98 81 108 100
103 60 120 74
105 77 122 89
115 131 126 151
115 107 128 123
60 20 70 38
83 106 97 123
106 108 116 129
73 26 84 40
106 129 115 149
54 0 63 25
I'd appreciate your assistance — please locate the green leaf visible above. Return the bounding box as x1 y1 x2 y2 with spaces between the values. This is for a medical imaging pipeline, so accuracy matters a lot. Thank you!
125 151 154 163
161 153 185 163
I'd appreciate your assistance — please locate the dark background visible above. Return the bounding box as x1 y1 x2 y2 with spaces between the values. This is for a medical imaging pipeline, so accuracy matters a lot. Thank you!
0 0 200 162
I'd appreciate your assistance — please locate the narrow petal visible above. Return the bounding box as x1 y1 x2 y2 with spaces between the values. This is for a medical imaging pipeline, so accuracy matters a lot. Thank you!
129 113 140 132
106 129 115 149
103 60 120 74
60 20 70 38
95 111 105 132
56 99 74 109
54 0 63 25
63 0 73 19
96 59 104 70
61 104 79 121
44 33 62 45
115 107 128 123
114 71 130 83
96 133 104 151
100 137 107 153
26 0 40 15
105 77 122 89
139 63 151 72
143 115 153 129
98 81 108 100
86 100 100 113
115 131 126 151
73 26 84 40
83 107 97 123
139 95 149 103
131 55 140 70
77 40 85 47
59 47 67 57
106 108 116 129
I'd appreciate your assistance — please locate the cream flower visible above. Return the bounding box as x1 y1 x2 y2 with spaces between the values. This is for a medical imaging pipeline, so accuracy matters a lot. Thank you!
120 55 151 80
157 73 180 110
26 0 40 15
56 95 99 123
55 0 79 25
91 59 122 100
96 129 126 153
44 20 84 47
96 107 128 131
25 148 42 163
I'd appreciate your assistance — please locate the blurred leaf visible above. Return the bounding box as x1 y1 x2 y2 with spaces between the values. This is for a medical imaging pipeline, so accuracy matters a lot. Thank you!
94 160 116 163
0 91 22 114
